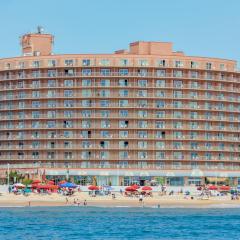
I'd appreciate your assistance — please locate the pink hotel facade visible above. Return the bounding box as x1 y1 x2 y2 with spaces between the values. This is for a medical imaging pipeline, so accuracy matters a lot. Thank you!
0 30 240 186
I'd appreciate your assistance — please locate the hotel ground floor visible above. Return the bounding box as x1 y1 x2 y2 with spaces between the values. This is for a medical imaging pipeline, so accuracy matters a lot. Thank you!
1 167 240 186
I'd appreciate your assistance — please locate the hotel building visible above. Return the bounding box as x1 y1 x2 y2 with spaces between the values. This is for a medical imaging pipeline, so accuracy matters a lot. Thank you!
0 29 240 186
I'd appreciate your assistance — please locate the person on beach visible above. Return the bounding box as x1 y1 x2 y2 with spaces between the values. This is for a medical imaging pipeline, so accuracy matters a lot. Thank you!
66 197 69 204
84 200 87 206
139 194 143 203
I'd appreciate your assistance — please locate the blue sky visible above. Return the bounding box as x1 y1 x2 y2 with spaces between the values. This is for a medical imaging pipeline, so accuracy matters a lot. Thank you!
0 0 240 64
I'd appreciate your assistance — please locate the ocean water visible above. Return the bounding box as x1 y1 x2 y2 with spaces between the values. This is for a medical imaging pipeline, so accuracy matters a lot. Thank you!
0 207 240 240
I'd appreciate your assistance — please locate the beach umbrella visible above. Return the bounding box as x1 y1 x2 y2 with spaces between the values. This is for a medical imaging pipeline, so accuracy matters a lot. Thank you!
88 185 99 191
141 186 152 191
59 182 77 188
125 186 137 192
219 186 231 191
208 185 218 190
32 180 41 184
14 183 26 188
131 184 140 189
59 180 67 184
48 180 55 185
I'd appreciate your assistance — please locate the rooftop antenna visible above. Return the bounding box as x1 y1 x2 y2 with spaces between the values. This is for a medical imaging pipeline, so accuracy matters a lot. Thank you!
37 26 44 34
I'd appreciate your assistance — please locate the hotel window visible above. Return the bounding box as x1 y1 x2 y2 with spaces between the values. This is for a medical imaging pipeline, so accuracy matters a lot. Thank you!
119 120 129 128
189 91 198 99
119 79 128 86
119 110 128 117
119 59 129 66
99 89 110 97
156 111 165 118
138 59 148 66
190 142 198 150
101 120 110 128
64 90 73 97
137 69 148 76
156 121 165 128
32 91 40 98
138 79 148 87
190 152 198 160
173 121 182 129
206 62 212 70
99 59 110 66
100 79 110 87
81 110 91 117
82 69 91 76
64 100 74 107
100 100 109 107
18 62 25 68
47 90 56 98
174 60 183 68
173 152 183 160
82 141 91 148
65 59 74 66
81 131 91 138
32 61 40 68
119 131 128 138
137 90 147 97
206 72 212 80
138 131 147 138
173 80 183 88
48 80 56 87
32 70 40 78
173 91 182 98
190 111 198 119
64 79 73 87
190 122 198 129
48 60 56 67
100 131 110 138
64 152 73 160
138 151 148 159
138 120 148 128
173 111 182 119
173 131 182 139
32 121 40 128
32 80 40 88
48 70 57 77
138 110 148 118
100 141 109 149
119 100 128 107
156 80 165 87
32 111 40 119
156 90 165 97
119 141 129 149
190 71 198 78
82 79 91 86
32 101 40 108
156 100 165 108
156 70 166 77
190 61 198 69
32 152 39 159
220 64 226 71
156 131 165 139
47 121 56 128
81 151 91 160
100 110 110 117
156 142 165 149
191 81 199 89
100 69 110 76
156 59 166 67
119 69 129 76
119 151 129 160
63 120 73 128
82 89 91 97
173 142 182 149
82 59 91 66
138 100 147 107
47 111 56 118
173 101 182 108
119 89 129 97
48 100 56 108
82 120 91 128
173 70 183 77
138 141 147 149
205 92 212 99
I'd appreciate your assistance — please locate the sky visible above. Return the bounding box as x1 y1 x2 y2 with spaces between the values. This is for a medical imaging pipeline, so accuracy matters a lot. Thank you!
0 0 240 65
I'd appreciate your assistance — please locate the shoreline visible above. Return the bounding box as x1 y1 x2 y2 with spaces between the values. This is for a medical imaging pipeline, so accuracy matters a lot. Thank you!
0 193 240 208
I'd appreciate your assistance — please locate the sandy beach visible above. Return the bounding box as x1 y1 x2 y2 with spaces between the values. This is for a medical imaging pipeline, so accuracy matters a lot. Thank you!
0 192 239 208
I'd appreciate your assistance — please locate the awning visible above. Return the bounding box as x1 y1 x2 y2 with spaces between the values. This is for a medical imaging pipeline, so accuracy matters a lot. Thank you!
206 177 227 182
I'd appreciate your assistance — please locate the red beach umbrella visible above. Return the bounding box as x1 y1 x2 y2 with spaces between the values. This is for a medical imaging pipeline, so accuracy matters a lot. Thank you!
219 186 230 191
208 185 218 190
88 185 99 191
125 186 137 192
141 186 153 191
48 180 55 185
32 180 41 184
131 184 140 189
59 180 67 185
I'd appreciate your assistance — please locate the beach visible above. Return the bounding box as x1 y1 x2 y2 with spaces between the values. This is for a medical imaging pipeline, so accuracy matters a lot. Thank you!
0 191 239 208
